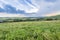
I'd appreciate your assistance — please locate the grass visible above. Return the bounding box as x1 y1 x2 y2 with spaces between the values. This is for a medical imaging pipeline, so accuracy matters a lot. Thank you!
0 21 60 40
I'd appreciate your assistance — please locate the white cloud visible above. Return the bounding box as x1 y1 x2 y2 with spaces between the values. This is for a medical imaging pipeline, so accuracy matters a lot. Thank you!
0 0 60 17
0 13 26 17
0 0 39 13
43 11 60 17
25 8 39 13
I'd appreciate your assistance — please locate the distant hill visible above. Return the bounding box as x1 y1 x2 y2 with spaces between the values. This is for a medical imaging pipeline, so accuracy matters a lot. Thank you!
44 15 60 20
0 15 60 23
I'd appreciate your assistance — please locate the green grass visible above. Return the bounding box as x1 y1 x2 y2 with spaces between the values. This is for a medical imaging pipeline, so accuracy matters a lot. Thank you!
0 21 60 40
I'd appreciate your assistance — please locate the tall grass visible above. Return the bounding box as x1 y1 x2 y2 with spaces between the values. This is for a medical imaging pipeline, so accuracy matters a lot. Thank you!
0 21 60 40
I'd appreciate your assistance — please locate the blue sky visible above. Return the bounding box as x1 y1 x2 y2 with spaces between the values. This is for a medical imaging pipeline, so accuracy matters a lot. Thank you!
0 0 60 17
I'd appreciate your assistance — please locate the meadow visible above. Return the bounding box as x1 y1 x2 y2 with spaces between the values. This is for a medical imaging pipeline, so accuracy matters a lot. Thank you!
0 20 60 40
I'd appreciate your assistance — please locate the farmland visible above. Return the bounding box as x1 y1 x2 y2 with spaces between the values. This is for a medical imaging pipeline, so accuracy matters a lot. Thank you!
0 20 60 40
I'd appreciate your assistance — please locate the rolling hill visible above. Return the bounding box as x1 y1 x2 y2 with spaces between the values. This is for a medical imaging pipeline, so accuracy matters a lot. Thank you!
45 15 60 20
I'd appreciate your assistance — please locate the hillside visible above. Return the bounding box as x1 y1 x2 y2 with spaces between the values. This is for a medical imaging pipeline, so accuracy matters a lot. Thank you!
0 15 60 23
45 15 60 20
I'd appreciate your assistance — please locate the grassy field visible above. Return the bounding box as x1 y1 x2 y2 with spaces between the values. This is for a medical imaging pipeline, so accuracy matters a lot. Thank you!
0 21 60 40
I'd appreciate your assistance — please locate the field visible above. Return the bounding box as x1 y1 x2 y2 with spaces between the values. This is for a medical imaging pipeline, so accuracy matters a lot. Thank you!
0 21 60 40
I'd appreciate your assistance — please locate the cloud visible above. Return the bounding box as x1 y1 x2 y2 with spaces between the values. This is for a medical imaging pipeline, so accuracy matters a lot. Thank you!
30 0 60 17
43 11 60 17
45 0 57 2
0 7 5 12
0 5 25 14
0 0 60 17
0 13 26 17
0 0 39 13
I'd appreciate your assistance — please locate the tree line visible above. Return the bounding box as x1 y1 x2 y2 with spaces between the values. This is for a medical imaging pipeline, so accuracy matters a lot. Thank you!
0 17 59 23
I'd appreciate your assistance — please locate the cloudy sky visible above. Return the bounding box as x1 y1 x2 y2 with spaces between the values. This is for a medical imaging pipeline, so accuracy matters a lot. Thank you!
0 0 60 17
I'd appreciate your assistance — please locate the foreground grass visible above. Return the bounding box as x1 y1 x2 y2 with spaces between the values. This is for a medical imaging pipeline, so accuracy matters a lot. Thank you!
0 21 60 40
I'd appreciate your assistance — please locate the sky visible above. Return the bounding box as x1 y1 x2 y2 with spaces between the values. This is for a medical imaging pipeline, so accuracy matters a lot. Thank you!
0 0 60 17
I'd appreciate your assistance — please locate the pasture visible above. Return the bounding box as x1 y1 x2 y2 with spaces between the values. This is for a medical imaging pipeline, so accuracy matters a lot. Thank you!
0 21 60 40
